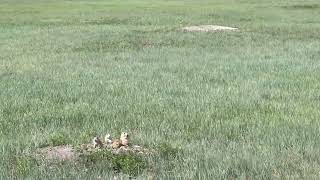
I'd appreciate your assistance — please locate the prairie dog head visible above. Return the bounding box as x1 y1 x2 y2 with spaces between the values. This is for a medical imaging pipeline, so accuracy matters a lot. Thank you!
120 132 129 140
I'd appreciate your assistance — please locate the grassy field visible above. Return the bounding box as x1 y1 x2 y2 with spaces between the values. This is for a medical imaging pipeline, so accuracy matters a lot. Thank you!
1 0 320 179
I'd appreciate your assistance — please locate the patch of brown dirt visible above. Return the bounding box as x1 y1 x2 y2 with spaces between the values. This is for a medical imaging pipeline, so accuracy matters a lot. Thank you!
37 145 77 161
36 144 152 161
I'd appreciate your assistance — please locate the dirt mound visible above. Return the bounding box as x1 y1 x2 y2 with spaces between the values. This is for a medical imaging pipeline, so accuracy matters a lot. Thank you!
36 144 152 161
35 133 152 161
37 145 76 161
182 25 238 32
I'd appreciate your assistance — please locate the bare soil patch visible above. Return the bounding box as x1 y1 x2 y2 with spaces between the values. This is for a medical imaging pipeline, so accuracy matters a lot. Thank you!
36 144 152 161
36 145 77 161
182 25 238 32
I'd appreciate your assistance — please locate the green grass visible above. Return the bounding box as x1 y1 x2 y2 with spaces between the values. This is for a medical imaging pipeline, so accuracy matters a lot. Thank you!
1 0 320 179
77 149 148 177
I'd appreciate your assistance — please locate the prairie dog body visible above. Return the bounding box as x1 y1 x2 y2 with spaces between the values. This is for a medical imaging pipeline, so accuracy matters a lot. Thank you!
120 132 129 146
112 139 121 149
104 134 112 144
92 137 103 148
112 132 129 149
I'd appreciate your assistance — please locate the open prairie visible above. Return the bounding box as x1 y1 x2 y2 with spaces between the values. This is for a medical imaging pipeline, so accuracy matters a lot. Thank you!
1 0 320 179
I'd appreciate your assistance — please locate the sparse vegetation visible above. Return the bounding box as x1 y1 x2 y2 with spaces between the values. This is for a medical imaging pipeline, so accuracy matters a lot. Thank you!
8 155 38 177
47 132 71 147
158 143 182 159
112 153 147 176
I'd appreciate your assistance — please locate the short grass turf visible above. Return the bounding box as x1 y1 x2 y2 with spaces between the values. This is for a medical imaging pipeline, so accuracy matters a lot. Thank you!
1 0 320 179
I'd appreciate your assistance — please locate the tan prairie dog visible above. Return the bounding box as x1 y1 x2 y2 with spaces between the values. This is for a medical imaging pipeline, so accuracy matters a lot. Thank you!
112 139 121 149
120 132 129 146
112 132 129 149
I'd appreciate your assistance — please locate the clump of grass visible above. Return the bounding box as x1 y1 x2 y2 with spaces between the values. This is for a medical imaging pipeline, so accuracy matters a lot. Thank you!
8 155 38 176
79 149 113 164
78 130 99 144
50 133 70 146
47 132 71 146
157 143 182 159
79 149 148 177
112 153 148 176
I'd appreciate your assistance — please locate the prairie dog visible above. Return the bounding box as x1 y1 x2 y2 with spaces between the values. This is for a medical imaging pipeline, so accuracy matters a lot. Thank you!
112 139 121 149
92 137 103 148
120 132 129 146
104 134 112 144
